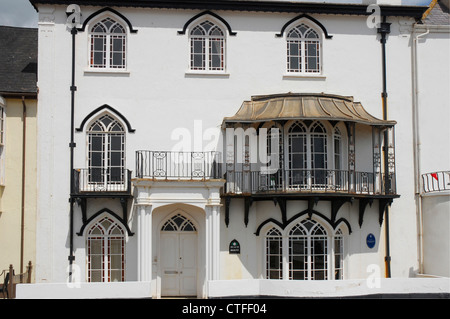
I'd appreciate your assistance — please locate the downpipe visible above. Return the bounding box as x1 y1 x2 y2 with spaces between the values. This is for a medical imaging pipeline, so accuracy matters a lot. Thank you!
20 96 27 274
377 16 391 278
412 25 429 274
68 26 77 280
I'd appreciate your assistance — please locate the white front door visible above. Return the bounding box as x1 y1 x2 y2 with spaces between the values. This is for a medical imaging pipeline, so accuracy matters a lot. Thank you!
160 214 197 296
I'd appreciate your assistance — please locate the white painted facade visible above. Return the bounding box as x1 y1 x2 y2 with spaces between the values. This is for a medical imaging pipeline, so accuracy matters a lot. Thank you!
30 1 448 298
412 14 450 277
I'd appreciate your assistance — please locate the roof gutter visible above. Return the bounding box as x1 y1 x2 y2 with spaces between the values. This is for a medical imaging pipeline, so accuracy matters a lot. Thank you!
29 0 428 18
0 92 37 99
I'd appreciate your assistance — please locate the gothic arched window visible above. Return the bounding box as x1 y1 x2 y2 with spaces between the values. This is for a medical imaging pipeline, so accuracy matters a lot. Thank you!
87 216 125 282
190 20 225 71
286 23 321 74
263 218 345 281
87 114 125 189
90 17 126 69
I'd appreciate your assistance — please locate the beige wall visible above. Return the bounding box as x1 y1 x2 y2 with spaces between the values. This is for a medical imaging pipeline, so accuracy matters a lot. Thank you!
0 97 37 280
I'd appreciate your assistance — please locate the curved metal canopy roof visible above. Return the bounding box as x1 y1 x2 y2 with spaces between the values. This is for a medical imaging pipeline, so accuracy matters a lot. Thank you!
223 93 396 127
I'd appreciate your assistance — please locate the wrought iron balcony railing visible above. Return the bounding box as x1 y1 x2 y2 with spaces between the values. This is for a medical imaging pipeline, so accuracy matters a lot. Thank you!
72 168 132 195
135 151 222 180
422 171 450 193
224 168 396 196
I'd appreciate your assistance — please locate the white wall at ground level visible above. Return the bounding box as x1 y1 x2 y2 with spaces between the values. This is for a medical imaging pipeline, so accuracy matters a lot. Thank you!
208 278 450 298
15 281 152 299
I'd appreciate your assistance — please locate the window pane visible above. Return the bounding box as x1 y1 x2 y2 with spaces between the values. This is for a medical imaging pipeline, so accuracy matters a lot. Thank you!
110 252 123 267
266 236 282 279
269 240 280 254
191 38 205 70
93 37 105 51
90 255 103 270
191 26 204 36
289 42 300 53
90 167 104 182
110 238 122 254
210 26 223 36
103 18 114 30
314 154 326 169
306 29 319 39
307 43 317 55
291 136 305 153
193 55 204 69
287 41 301 72
201 21 213 33
289 57 300 71
110 270 122 282
109 167 123 182
210 55 222 69
90 270 103 282
307 57 318 72
297 24 309 35
90 153 103 168
289 236 307 280
210 39 222 54
112 52 123 67
305 42 319 72
110 135 123 151
91 36 106 67
90 239 103 254
311 237 327 280
90 135 103 151
334 236 343 280
110 153 122 166
292 240 305 254
93 52 105 66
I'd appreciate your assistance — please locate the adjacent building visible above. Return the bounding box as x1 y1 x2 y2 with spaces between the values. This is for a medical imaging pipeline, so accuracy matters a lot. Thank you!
0 26 38 278
413 0 450 278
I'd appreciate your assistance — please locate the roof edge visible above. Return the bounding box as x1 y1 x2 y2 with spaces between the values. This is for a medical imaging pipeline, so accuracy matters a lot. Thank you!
29 0 428 18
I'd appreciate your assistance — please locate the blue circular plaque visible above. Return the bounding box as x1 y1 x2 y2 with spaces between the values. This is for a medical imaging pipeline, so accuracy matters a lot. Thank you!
366 233 376 249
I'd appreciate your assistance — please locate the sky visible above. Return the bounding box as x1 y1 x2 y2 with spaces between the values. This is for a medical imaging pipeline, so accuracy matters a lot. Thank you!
0 0 433 28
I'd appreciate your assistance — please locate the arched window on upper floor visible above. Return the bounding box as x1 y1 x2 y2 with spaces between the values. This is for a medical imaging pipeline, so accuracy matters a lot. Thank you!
286 23 322 74
286 121 347 190
89 17 127 69
189 20 226 72
87 114 125 189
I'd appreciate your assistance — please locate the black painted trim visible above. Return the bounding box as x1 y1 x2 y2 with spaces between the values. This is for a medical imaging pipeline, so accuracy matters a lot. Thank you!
255 209 352 236
76 104 136 133
77 7 138 33
358 198 373 228
178 10 237 36
77 207 134 236
30 1 428 18
276 14 333 38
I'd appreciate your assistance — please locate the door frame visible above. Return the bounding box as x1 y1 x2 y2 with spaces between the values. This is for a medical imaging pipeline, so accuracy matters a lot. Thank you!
156 209 201 298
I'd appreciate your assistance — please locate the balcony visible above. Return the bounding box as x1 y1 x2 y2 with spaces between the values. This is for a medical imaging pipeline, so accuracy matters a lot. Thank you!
135 150 222 180
224 168 396 197
422 171 450 194
72 168 132 197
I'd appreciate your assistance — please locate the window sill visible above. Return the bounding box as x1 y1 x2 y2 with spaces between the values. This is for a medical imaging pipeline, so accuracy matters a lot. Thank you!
283 73 326 79
84 68 130 76
185 70 230 78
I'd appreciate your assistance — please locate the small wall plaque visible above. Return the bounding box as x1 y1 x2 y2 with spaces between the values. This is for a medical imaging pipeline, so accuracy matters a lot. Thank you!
229 239 240 254
366 233 376 249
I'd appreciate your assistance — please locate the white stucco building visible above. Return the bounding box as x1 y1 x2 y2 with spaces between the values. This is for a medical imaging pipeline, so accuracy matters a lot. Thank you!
22 0 449 298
